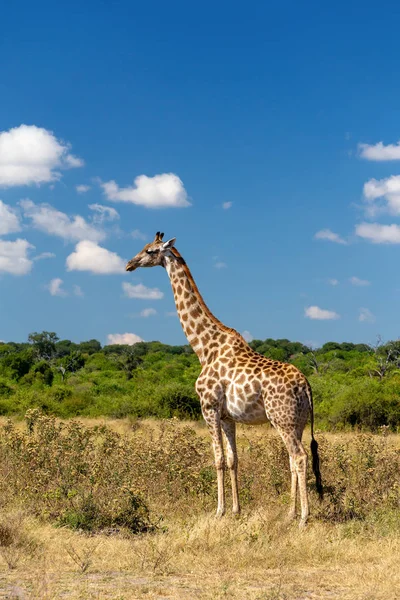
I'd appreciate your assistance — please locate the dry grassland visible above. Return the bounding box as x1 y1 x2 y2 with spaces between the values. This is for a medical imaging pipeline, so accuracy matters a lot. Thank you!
0 416 399 600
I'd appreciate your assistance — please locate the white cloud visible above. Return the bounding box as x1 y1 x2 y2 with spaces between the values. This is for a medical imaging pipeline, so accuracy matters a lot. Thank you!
214 261 227 269
0 238 34 275
140 308 157 317
314 229 347 244
305 306 340 320
0 124 83 187
0 200 21 235
101 173 190 208
222 201 232 210
327 278 339 286
359 308 375 323
131 229 147 240
355 222 400 244
47 278 67 297
349 276 370 286
107 333 144 345
33 252 56 261
122 282 164 300
242 330 254 342
66 241 126 274
21 199 105 242
363 175 400 216
358 141 400 161
73 284 84 297
76 184 91 193
88 203 119 223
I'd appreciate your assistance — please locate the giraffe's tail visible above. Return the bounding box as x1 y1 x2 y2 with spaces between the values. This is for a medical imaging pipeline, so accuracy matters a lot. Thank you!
306 385 323 501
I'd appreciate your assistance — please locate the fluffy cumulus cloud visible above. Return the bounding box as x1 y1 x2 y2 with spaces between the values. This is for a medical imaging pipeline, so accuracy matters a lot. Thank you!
76 184 91 193
21 199 105 243
122 282 164 300
314 229 347 245
349 276 370 286
101 173 190 208
66 241 126 274
47 278 67 297
358 141 400 161
0 200 21 235
355 222 400 244
140 308 157 317
0 125 83 187
88 204 119 223
33 252 56 261
0 238 34 275
305 306 340 320
363 175 400 216
359 308 375 323
107 333 143 345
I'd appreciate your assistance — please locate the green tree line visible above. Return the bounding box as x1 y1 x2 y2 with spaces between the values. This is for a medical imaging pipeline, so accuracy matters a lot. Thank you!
0 332 399 430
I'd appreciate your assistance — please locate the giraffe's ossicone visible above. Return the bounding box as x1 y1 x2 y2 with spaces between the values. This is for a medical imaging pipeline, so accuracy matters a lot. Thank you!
126 232 323 526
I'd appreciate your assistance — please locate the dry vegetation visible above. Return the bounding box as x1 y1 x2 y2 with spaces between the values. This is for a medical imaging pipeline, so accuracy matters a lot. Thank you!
0 413 399 599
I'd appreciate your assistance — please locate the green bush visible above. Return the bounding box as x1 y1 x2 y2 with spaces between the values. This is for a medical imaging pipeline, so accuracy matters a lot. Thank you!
156 382 201 419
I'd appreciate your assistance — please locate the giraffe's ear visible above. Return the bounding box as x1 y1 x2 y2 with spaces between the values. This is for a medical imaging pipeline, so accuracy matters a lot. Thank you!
162 238 176 250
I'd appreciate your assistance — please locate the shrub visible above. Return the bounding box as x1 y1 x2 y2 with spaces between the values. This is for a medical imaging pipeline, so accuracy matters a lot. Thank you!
0 412 154 533
0 379 13 397
156 382 201 419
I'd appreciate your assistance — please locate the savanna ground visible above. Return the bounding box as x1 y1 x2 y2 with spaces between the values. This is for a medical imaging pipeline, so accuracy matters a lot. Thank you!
0 414 399 600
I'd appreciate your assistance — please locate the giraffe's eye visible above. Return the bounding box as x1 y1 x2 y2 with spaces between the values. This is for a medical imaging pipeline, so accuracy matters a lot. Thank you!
146 249 159 255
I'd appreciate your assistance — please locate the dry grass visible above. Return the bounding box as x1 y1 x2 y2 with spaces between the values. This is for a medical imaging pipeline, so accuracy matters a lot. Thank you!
0 416 399 599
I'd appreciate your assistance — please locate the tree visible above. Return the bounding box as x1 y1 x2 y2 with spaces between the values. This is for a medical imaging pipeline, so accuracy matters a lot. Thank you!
55 339 78 357
77 339 102 355
57 352 86 382
369 338 400 380
3 350 34 380
28 332 59 361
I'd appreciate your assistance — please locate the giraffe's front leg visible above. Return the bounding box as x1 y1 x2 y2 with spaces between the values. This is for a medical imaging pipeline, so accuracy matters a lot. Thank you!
202 404 226 518
221 419 240 515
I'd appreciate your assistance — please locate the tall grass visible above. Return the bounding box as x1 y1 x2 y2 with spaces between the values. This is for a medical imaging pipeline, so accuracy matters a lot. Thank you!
0 411 399 532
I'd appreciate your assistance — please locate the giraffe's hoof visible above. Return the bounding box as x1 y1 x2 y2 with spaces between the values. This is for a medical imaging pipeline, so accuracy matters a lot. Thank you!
232 508 241 517
215 508 226 518
298 518 308 530
285 511 296 523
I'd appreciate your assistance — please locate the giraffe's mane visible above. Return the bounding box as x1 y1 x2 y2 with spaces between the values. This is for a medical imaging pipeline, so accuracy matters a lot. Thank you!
170 247 244 340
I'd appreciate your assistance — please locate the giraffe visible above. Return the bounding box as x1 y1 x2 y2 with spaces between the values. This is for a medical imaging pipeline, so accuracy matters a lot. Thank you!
126 232 323 527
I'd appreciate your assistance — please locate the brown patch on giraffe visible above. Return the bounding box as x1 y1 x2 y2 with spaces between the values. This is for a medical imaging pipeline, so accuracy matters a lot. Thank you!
196 323 205 335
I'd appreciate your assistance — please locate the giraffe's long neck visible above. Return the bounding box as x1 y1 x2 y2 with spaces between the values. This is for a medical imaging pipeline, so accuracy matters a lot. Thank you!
164 249 233 365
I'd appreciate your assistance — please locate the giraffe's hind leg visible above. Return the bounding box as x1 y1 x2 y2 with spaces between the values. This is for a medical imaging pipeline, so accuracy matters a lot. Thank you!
275 426 309 528
287 456 298 521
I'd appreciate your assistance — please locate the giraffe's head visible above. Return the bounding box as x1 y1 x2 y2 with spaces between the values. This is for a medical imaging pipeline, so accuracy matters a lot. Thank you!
125 232 176 272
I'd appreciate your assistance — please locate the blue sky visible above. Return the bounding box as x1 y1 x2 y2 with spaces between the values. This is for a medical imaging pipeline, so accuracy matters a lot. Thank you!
1 1 400 348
